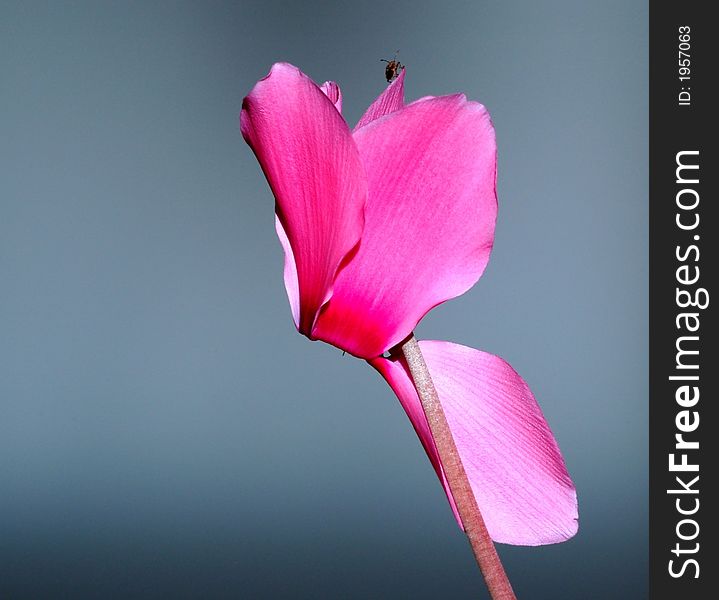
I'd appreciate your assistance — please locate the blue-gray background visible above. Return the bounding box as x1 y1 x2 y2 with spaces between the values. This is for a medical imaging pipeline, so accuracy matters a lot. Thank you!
0 1 647 598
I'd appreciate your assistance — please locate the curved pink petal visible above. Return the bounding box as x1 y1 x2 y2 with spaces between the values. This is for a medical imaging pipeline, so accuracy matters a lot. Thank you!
370 340 578 546
313 95 497 358
275 216 300 329
241 63 366 335
354 68 405 130
320 80 342 114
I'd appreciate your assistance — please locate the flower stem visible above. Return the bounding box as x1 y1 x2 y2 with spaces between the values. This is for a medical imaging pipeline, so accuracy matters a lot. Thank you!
400 335 516 600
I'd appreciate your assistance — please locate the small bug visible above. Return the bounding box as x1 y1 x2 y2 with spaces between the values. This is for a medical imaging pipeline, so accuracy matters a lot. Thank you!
380 52 404 83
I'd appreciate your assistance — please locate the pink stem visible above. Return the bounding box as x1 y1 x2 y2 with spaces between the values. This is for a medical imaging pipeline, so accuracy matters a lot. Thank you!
400 335 516 600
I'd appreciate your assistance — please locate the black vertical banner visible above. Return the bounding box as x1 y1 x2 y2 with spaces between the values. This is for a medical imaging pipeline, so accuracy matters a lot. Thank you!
650 2 716 598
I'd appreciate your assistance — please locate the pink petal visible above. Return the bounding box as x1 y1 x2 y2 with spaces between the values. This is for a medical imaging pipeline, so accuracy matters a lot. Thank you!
370 340 578 546
313 95 497 358
241 63 366 335
275 216 300 329
354 68 405 130
320 80 343 113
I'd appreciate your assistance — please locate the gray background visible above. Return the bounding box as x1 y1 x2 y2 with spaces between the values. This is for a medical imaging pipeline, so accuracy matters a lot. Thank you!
1 1 647 598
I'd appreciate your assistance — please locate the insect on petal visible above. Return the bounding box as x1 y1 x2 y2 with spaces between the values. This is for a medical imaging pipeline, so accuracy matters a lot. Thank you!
354 68 406 130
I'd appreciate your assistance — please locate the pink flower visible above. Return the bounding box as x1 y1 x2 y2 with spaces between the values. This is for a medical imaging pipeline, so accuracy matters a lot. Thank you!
240 63 578 545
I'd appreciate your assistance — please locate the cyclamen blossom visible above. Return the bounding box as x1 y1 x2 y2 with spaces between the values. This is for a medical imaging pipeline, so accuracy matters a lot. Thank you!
240 62 578 545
